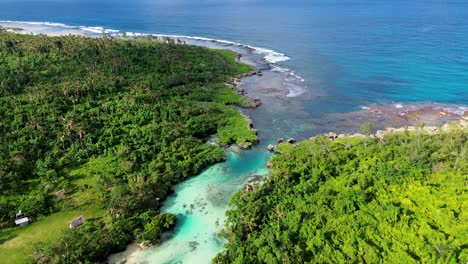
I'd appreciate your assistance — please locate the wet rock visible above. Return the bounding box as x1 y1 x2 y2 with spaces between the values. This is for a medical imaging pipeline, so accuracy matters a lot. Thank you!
423 126 438 134
277 138 284 143
267 144 276 152
244 184 254 192
350 133 366 138
286 138 296 144
375 130 385 139
242 97 262 108
139 241 151 249
326 132 338 139
243 175 264 192
238 141 253 149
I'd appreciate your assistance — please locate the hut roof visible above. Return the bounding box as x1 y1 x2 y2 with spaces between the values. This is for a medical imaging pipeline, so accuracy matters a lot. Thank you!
15 217 29 225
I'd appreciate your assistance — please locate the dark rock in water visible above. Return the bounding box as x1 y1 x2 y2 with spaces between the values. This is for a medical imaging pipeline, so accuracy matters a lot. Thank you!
242 97 262 108
286 138 296 144
267 144 276 152
257 63 271 71
243 174 264 192
277 138 284 143
189 241 200 251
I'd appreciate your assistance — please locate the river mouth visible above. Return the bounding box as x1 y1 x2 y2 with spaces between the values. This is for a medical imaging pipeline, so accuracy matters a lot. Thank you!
2 20 466 264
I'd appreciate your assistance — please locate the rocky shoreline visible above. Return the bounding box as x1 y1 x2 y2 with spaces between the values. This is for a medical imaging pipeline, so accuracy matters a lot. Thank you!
250 120 468 193
226 70 263 109
225 68 263 149
266 120 467 153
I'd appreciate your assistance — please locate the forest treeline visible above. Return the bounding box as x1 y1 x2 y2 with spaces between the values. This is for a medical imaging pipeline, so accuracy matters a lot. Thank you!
216 128 467 263
0 31 256 263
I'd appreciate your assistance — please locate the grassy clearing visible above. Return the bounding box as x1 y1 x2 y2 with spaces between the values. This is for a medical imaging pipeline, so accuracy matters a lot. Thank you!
0 208 105 264
213 84 247 105
0 157 113 263
215 49 254 74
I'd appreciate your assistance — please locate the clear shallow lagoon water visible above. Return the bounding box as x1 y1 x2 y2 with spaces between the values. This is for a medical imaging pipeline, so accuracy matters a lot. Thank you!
1 0 467 263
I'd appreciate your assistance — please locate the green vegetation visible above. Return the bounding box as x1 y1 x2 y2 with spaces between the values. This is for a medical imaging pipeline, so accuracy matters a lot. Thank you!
0 32 256 263
0 209 105 263
217 129 468 263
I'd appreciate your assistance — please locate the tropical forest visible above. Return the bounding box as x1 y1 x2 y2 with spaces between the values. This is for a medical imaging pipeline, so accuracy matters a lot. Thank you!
0 31 256 263
216 129 467 263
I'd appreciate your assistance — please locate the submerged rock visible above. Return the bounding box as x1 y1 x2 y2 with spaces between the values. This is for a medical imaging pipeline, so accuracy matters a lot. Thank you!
243 174 264 192
242 97 262 108
189 241 200 251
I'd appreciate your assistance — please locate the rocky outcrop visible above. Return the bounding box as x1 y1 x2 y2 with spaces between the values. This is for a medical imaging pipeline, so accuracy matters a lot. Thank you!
238 141 253 149
242 97 262 108
234 112 259 149
313 120 467 142
225 70 263 109
267 144 276 152
243 174 264 192
286 138 296 144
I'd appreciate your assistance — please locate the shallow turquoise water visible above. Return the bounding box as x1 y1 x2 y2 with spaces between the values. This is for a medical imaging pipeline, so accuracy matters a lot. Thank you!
140 146 271 263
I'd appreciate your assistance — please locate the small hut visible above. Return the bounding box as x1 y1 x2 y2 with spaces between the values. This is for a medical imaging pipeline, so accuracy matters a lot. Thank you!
69 216 84 229
15 217 29 227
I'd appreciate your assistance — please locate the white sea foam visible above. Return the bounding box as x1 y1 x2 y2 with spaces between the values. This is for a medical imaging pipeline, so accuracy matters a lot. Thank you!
2 21 69 28
253 47 290 63
394 103 404 109
0 20 307 97
271 66 289 73
361 106 370 110
442 106 467 116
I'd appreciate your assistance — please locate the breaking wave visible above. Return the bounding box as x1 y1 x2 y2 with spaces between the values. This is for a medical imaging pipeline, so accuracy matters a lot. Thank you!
0 20 306 97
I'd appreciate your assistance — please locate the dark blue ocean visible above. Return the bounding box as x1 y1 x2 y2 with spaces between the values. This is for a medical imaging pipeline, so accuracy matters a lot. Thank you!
1 0 467 109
